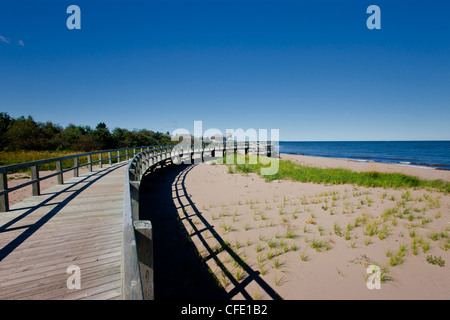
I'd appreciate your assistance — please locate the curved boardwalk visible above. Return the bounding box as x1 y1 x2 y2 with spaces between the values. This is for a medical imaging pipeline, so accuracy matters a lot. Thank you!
0 162 127 300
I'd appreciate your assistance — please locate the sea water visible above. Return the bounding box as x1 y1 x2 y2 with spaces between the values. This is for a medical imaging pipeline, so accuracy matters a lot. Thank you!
278 141 450 170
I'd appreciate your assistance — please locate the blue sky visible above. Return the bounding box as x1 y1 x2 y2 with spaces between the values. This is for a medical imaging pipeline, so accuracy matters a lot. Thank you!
1 0 449 141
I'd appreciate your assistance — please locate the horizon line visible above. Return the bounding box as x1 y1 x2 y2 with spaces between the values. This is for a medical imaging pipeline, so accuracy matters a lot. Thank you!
278 140 450 142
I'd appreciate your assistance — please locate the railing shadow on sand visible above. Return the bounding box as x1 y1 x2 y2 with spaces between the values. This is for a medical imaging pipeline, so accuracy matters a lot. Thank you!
137 155 283 300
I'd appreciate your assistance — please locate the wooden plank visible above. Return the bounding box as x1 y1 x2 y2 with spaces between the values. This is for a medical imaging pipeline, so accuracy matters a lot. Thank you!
1 260 121 300
0 239 122 284
0 255 122 294
0 231 122 269
48 274 122 300
80 288 121 300
0 238 122 272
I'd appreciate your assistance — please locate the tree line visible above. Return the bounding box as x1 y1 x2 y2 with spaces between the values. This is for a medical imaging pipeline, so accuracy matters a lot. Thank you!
0 113 176 152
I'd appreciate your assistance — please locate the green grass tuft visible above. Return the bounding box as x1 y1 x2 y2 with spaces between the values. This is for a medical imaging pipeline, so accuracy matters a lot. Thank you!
225 154 450 193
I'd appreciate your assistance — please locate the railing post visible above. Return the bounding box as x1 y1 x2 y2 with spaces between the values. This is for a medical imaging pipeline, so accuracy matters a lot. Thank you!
56 160 63 185
126 149 129 161
130 181 140 220
140 156 145 174
168 147 173 165
133 220 154 300
31 166 40 196
117 150 121 163
88 154 92 172
108 152 112 165
99 152 103 168
148 151 152 168
74 157 79 177
0 172 9 212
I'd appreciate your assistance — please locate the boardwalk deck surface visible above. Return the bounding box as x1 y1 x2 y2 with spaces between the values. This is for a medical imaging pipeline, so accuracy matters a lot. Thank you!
0 162 127 300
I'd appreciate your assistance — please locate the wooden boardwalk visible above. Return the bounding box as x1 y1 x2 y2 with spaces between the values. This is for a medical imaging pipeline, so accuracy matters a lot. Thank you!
0 162 128 300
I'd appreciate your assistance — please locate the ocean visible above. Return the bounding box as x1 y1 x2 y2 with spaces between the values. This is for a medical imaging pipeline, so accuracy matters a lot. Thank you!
278 141 450 171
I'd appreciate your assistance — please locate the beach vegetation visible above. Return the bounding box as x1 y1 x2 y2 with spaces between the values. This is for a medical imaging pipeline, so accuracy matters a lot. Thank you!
366 264 393 284
284 229 296 239
235 267 245 281
300 251 309 261
377 225 390 240
225 154 450 193
428 231 448 241
426 255 445 267
334 223 342 236
268 239 278 249
220 223 234 233
272 258 282 269
318 225 324 236
311 237 332 252
387 245 407 267
274 272 284 286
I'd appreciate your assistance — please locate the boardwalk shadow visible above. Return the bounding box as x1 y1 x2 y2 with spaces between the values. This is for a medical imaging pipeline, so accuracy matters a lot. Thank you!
139 164 227 300
139 161 282 300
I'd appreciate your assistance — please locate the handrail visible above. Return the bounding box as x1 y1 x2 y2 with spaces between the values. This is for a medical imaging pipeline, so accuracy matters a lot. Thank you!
122 145 175 299
0 145 168 212
0 147 141 173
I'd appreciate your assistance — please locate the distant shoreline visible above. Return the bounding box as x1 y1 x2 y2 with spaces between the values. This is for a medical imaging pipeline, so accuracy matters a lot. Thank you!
282 152 450 171
278 140 450 172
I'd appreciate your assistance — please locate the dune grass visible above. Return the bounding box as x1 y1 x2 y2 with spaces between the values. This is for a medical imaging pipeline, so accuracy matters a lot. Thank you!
222 154 450 193
0 150 78 167
0 150 129 173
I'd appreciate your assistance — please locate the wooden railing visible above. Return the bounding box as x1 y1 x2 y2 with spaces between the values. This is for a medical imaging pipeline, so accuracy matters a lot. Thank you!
122 141 278 299
0 146 166 213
